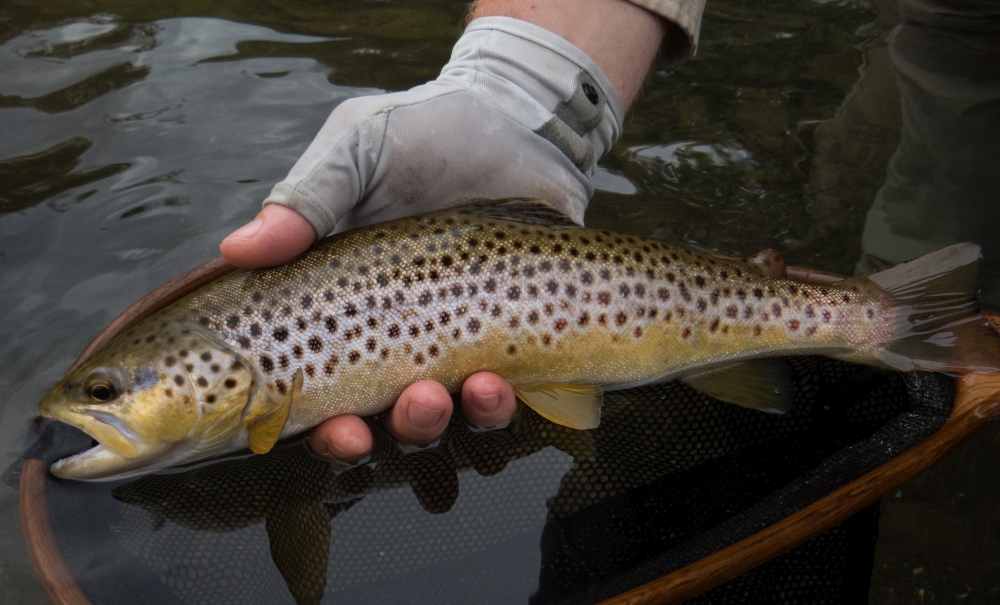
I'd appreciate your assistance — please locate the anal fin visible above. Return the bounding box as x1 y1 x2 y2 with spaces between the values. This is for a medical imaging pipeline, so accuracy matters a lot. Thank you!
682 359 794 414
513 383 602 430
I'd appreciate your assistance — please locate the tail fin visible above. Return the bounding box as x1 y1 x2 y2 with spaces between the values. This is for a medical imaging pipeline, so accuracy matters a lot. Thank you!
856 243 1000 373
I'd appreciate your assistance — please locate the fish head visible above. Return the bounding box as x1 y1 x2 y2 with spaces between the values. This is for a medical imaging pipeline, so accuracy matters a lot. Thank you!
40 316 255 481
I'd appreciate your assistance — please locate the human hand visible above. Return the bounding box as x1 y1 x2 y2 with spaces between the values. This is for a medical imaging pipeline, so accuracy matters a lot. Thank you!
221 16 630 462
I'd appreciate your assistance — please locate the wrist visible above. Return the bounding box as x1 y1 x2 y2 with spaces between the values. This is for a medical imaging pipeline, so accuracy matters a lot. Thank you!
469 0 666 109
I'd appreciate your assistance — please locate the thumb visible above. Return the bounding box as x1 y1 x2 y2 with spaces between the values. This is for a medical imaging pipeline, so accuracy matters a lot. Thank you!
220 204 318 268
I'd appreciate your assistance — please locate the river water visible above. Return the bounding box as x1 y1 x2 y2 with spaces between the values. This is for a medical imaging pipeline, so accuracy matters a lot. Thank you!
2 0 998 603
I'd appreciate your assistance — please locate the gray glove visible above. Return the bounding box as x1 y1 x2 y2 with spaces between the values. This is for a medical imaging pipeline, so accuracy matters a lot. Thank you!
263 16 624 234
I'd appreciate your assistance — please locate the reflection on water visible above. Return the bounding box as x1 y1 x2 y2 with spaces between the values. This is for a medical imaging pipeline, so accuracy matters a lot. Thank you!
1 0 998 603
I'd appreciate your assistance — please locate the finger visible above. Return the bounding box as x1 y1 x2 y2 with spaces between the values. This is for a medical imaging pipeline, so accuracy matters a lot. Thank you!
460 372 517 427
220 204 318 268
384 380 453 445
306 414 373 463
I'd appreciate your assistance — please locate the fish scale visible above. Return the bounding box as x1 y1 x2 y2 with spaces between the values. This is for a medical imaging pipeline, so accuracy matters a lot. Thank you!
39 199 1000 480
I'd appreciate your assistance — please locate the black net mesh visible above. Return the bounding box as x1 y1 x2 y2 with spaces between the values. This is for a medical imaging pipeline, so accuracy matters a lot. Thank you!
17 356 952 605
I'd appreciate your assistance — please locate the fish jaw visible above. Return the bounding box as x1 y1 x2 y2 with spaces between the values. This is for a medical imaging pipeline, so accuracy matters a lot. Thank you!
40 392 172 481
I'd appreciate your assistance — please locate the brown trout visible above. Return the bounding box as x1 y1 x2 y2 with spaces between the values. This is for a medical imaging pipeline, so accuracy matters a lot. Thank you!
40 200 1000 480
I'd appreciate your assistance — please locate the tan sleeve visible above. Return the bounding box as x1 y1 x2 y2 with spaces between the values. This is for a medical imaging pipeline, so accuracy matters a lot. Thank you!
625 0 705 62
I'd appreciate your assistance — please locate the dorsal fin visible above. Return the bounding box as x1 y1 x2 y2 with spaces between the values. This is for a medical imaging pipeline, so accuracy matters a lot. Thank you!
447 198 582 228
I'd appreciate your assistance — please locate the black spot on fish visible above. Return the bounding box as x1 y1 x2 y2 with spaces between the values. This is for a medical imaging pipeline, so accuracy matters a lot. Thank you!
308 337 323 353
260 356 274 373
468 318 481 334
174 375 185 386
165 356 176 367
196 376 208 388
273 327 289 342
238 337 250 349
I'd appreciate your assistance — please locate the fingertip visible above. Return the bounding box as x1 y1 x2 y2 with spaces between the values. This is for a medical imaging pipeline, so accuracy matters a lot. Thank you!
461 372 517 427
308 415 372 463
386 380 453 445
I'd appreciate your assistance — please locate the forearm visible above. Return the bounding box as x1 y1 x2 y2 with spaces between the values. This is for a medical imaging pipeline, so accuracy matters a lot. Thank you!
469 0 666 110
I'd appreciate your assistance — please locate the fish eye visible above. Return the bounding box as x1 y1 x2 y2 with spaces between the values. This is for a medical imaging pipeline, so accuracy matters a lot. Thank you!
88 383 116 403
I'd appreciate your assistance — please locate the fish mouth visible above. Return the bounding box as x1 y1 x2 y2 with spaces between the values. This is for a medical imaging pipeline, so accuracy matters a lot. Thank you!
39 405 146 481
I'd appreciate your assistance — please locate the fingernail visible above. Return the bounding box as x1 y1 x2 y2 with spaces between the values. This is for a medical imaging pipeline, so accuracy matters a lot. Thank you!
472 392 500 414
227 219 262 242
408 402 444 429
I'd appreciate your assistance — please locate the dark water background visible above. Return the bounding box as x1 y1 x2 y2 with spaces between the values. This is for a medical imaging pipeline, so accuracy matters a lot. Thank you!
1 0 998 603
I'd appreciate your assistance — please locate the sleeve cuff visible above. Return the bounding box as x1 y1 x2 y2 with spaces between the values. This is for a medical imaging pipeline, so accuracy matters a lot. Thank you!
625 0 705 62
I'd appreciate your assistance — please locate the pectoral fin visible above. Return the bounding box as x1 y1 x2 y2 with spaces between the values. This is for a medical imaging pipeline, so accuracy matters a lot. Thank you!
513 383 603 430
247 368 303 454
682 359 794 414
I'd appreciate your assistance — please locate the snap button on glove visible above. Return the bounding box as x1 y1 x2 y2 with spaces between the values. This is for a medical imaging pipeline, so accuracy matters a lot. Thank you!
263 16 625 236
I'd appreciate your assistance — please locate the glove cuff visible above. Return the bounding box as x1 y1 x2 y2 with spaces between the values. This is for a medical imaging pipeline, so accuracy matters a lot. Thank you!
461 17 624 130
